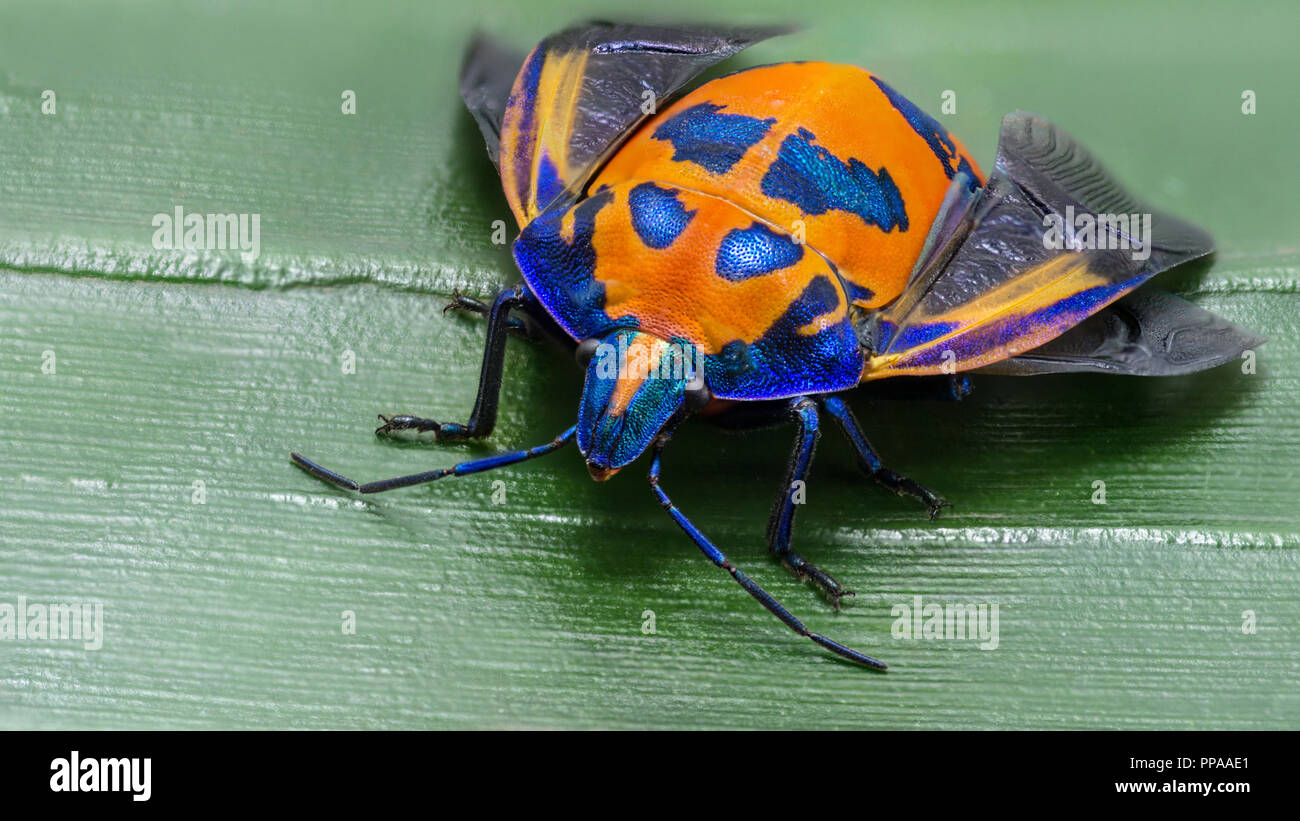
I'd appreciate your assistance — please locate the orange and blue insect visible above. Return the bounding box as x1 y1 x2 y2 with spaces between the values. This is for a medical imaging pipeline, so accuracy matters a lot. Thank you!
293 23 1265 669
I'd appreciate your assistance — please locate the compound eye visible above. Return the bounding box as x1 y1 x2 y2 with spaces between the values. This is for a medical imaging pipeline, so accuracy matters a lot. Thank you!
574 338 601 368
684 380 712 412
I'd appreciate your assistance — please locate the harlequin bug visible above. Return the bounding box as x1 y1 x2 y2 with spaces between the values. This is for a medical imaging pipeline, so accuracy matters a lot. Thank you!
293 23 1263 669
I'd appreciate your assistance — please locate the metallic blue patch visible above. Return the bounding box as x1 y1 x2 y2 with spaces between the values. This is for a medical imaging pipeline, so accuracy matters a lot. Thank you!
509 48 547 208
578 329 687 470
715 222 804 280
760 128 909 232
870 76 980 192
716 340 757 375
705 274 863 400
843 280 875 305
512 188 616 341
890 320 960 352
534 152 564 212
652 102 775 174
628 182 696 249
888 275 1143 367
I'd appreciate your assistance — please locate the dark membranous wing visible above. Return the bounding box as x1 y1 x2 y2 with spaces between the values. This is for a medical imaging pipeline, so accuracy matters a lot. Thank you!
979 285 1266 376
863 112 1243 379
468 21 792 223
459 34 528 167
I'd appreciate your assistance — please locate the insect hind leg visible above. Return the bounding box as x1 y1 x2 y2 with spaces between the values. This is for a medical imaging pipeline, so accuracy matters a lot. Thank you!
820 395 949 519
766 397 855 609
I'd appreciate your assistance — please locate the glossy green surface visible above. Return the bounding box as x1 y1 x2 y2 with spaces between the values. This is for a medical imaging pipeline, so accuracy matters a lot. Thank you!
1 0 1297 729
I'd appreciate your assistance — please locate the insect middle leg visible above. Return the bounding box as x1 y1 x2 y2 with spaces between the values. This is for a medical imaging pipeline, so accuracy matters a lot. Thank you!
376 283 526 442
819 395 949 519
648 433 886 670
766 397 856 609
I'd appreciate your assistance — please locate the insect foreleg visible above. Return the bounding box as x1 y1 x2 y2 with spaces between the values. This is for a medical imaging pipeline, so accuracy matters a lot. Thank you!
647 433 887 670
820 395 950 519
291 426 576 494
443 290 532 337
377 283 526 441
765 397 855 609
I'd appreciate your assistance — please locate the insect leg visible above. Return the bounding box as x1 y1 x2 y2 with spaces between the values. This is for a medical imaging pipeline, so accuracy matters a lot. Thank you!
377 283 525 441
820 395 950 519
648 435 886 670
292 426 575 494
766 397 855 609
443 290 531 337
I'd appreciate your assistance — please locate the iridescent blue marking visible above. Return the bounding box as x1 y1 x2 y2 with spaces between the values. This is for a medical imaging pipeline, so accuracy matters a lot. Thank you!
512 188 616 340
715 222 804 280
578 329 687 470
844 280 876 305
870 76 979 192
890 275 1144 367
652 102 775 174
628 182 696 249
760 128 909 232
889 320 960 352
706 274 862 400
510 48 547 207
716 340 756 375
534 152 564 212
